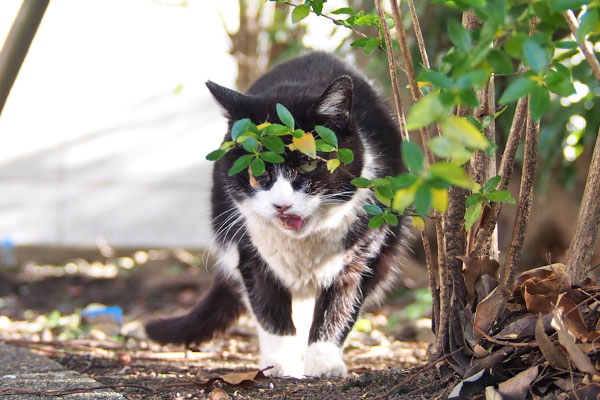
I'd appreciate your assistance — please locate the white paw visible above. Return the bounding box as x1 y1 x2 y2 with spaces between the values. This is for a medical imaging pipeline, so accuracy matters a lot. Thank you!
304 342 348 377
260 354 304 378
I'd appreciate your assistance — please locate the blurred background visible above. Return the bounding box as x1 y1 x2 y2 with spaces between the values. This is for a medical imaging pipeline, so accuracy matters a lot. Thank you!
1 0 598 262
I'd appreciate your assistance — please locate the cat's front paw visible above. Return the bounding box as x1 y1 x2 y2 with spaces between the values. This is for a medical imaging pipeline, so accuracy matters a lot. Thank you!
304 342 348 377
260 354 304 378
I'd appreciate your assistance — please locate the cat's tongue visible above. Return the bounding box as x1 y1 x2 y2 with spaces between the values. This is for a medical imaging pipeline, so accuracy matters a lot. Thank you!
277 214 304 230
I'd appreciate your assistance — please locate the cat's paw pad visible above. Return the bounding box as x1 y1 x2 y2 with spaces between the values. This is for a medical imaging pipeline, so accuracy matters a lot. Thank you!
304 342 347 377
260 355 304 378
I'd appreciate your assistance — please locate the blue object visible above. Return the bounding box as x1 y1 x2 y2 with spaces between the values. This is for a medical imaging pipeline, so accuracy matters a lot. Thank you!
80 306 123 325
0 238 16 268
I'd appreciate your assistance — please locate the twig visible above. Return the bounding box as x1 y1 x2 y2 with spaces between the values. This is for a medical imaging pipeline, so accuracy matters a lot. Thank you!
406 0 430 69
474 97 529 255
564 10 600 82
501 114 539 286
421 229 440 333
469 314 537 348
374 0 408 141
1 384 155 397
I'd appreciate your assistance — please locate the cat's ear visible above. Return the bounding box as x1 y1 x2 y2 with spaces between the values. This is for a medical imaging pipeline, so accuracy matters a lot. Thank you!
314 75 353 129
206 81 251 120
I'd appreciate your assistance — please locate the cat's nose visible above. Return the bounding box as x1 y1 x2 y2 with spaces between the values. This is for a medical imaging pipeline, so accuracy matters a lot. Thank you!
273 204 291 213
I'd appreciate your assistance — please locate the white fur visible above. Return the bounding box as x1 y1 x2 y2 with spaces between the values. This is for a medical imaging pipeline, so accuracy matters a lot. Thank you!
257 326 305 378
304 342 347 377
215 243 242 284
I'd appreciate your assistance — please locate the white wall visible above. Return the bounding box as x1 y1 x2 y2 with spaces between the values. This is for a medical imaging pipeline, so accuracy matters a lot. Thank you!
0 0 237 248
0 0 348 249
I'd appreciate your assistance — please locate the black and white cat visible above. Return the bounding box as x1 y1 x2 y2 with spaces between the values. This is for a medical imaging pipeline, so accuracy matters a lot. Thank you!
146 52 407 378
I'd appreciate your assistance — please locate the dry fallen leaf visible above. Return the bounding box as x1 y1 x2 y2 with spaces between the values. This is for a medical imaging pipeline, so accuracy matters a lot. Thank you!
461 255 501 305
497 365 539 400
556 292 589 342
473 285 510 341
552 309 600 377
535 313 569 370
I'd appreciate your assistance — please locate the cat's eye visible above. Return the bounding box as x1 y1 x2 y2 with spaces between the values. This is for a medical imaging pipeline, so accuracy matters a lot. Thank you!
300 161 318 173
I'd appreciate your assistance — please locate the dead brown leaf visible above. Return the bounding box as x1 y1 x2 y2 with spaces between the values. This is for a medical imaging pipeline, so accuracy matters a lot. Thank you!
568 383 600 400
497 365 539 400
473 285 510 341
192 368 270 387
461 255 501 305
552 309 600 377
557 292 589 342
535 313 569 370
496 313 552 340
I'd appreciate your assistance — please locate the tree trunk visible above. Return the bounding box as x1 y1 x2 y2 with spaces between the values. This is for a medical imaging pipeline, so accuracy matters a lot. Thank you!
0 0 50 117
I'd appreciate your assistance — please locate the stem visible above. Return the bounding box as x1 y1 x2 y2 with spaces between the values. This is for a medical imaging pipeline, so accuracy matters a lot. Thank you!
421 229 440 333
501 114 539 286
566 126 600 284
374 0 409 141
474 97 529 255
406 0 430 69
0 0 50 117
564 10 600 82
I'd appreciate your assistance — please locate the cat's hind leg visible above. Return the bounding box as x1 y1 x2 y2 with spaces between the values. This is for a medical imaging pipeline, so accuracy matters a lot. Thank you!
145 272 245 346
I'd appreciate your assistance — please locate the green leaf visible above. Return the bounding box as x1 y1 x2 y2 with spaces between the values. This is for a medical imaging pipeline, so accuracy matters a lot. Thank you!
555 40 578 49
316 139 336 152
418 69 454 89
354 13 379 27
351 177 373 188
315 125 338 148
375 186 392 207
220 141 235 150
276 103 294 130
406 92 445 130
331 7 355 15
440 116 489 150
242 136 259 153
429 162 480 191
259 151 285 163
327 158 340 173
448 19 472 52
337 148 354 163
466 193 484 207
391 174 417 189
262 124 290 136
206 149 226 161
529 85 550 121
364 37 380 55
483 175 501 193
504 32 526 59
350 37 370 47
414 184 432 217
552 0 587 12
263 135 285 154
486 189 516 204
311 0 324 15
499 77 536 104
291 3 311 23
523 38 548 74
577 8 599 41
428 136 472 164
251 157 265 176
292 129 305 138
368 215 385 229
231 118 251 141
402 141 425 173
465 202 483 231
545 67 576 96
487 49 513 74
228 154 254 176
384 213 399 226
364 204 384 215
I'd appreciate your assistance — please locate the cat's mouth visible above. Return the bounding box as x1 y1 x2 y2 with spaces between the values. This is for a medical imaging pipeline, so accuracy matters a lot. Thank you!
277 214 304 231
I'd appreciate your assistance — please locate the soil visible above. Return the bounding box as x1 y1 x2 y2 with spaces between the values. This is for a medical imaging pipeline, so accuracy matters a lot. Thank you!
0 247 450 399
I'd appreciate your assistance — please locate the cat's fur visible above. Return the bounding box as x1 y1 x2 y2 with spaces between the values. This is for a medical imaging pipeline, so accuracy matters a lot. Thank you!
146 52 407 378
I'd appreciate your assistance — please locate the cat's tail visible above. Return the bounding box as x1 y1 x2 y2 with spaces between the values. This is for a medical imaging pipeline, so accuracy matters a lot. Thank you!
145 273 245 346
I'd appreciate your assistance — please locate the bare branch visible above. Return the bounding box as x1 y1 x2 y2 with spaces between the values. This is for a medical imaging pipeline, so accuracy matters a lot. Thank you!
374 0 409 141
501 115 539 286
406 0 430 69
564 10 600 82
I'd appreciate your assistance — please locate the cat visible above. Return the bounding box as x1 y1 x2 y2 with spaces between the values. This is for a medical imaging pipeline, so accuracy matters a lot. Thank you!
146 52 407 378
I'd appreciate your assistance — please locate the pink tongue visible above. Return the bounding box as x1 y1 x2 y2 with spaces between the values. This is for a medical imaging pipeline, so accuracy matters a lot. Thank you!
278 214 303 230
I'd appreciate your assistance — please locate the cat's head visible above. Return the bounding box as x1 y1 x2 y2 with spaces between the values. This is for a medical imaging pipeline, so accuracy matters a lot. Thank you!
207 76 372 237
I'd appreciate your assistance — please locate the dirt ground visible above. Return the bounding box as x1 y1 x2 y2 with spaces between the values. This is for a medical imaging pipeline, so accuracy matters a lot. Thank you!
0 247 450 399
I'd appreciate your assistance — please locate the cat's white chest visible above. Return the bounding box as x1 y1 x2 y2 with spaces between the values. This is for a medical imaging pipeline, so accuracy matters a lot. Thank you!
246 219 347 292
